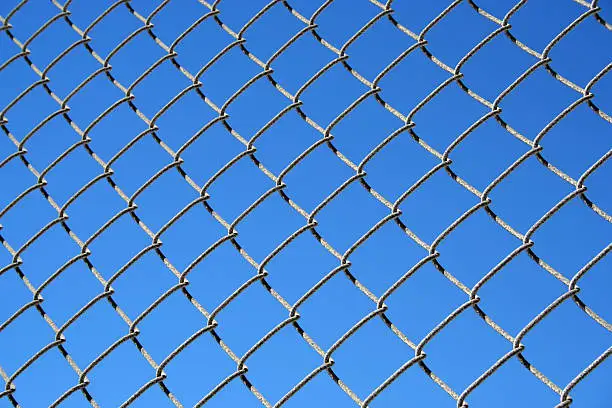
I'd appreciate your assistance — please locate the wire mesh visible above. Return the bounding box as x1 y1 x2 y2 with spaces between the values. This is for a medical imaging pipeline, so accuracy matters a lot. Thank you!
0 0 610 407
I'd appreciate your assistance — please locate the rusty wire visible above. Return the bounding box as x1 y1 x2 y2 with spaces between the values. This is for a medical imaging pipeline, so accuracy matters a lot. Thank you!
0 0 611 407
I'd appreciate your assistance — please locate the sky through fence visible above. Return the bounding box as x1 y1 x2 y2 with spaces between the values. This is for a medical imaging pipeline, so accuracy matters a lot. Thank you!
0 0 611 407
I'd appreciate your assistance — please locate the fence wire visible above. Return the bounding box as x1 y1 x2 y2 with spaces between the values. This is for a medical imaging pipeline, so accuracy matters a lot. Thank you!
0 0 610 407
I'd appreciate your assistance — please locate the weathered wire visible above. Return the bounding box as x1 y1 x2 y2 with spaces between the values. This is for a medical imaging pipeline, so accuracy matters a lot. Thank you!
0 0 610 407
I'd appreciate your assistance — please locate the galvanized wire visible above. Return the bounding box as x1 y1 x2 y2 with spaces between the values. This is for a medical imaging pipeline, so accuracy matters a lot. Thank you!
0 0 610 407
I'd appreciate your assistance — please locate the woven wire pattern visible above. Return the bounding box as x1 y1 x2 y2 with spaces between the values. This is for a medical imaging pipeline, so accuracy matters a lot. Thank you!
0 0 610 406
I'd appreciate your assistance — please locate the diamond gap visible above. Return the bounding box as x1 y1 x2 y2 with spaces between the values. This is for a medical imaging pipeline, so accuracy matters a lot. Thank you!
498 67 578 140
235 193 305 263
384 262 466 342
128 59 193 119
476 251 566 336
377 48 449 116
102 30 168 88
0 307 55 375
284 367 359 408
435 209 517 288
465 355 559 408
509 1 585 54
64 72 125 127
225 78 290 139
296 272 372 350
36 260 101 328
18 223 81 288
81 5 143 59
347 221 427 296
314 180 390 255
183 239 256 314
576 252 611 324
61 299 128 366
197 46 262 107
250 109 321 176
487 154 574 234
243 326 322 405
85 101 148 161
157 199 228 273
410 83 490 155
215 0 275 31
106 134 170 197
3 85 59 141
421 308 509 392
371 360 457 408
460 34 538 103
212 281 289 357
0 191 58 250
538 103 611 180
397 169 478 245
268 31 336 96
4 1 58 40
264 232 339 305
282 145 354 214
330 97 404 164
313 0 379 48
18 114 84 172
0 271 31 324
108 251 178 322
85 213 151 281
519 300 611 386
447 117 529 193
10 347 77 407
205 154 275 223
297 61 367 129
343 16 415 82
23 15 81 71
178 121 246 187
153 90 218 152
170 13 234 76
85 339 157 408
0 158 36 211
196 374 266 408
331 317 413 401
391 0 459 34
239 2 305 63
131 167 199 233
135 290 208 363
61 177 126 239
146 0 210 46
162 328 238 407
360 130 441 202
531 198 611 277
42 146 103 206
0 58 40 109
420 1 498 68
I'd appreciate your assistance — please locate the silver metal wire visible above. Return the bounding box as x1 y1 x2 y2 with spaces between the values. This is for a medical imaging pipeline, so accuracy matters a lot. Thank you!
0 0 610 407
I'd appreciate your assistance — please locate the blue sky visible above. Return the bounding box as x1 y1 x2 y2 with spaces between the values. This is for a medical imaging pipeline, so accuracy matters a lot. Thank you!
0 0 610 407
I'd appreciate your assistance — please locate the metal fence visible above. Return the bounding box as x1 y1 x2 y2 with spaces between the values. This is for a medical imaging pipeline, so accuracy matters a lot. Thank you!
0 0 610 407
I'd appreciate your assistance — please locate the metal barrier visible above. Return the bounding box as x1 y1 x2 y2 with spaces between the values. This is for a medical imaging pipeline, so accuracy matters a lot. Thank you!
0 0 610 407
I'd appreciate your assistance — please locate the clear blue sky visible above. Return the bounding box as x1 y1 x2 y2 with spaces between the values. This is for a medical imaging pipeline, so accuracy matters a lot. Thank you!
0 0 610 407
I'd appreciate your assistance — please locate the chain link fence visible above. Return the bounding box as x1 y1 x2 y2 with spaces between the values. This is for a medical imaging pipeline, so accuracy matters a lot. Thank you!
0 0 610 407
